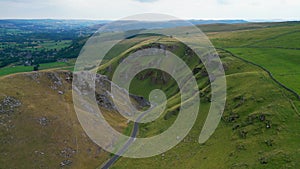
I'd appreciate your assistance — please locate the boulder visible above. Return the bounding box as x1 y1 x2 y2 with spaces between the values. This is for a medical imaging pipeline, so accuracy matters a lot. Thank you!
60 160 72 167
0 96 21 114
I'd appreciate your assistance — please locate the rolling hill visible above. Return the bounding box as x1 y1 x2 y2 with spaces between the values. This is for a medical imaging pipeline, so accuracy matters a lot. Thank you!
0 21 299 169
94 25 300 168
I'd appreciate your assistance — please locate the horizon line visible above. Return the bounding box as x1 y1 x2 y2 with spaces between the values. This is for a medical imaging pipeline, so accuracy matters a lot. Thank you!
0 18 299 22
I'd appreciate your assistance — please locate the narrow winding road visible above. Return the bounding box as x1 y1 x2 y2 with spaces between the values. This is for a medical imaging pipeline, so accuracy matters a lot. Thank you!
100 106 153 169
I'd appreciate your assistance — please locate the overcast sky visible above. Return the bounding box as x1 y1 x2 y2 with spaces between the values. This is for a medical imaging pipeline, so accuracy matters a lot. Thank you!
0 0 299 20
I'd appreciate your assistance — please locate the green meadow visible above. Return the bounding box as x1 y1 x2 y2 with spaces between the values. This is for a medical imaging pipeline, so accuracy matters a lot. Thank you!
0 60 74 77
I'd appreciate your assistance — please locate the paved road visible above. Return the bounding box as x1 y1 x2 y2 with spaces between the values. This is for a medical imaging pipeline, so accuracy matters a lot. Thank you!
101 106 152 169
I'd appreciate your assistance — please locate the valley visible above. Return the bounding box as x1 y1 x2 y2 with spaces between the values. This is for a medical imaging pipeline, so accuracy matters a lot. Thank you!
0 21 299 169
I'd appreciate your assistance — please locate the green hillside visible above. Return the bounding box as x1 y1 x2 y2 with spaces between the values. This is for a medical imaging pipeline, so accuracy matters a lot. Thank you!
113 50 300 168
0 22 299 169
207 22 300 95
97 23 300 169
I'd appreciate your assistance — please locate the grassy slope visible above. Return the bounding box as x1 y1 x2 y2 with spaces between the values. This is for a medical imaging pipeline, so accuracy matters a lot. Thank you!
1 22 299 169
207 23 300 47
0 71 128 169
98 35 205 139
107 23 300 169
207 22 300 94
112 49 300 169
226 48 300 94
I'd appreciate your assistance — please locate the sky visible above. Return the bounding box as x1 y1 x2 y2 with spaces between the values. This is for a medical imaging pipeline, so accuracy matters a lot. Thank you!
0 0 299 20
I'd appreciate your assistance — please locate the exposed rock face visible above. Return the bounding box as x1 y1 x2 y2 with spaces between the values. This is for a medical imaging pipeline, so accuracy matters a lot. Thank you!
95 74 117 111
95 93 116 110
24 71 127 112
129 94 151 108
0 96 21 114
48 72 63 88
95 74 151 111
73 72 150 112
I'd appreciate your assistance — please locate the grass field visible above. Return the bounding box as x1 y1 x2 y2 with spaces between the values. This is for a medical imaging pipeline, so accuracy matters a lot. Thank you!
0 60 75 77
22 40 72 51
0 65 33 76
206 23 300 95
0 40 72 52
226 48 300 94
208 23 300 47
206 22 300 96
248 31 300 49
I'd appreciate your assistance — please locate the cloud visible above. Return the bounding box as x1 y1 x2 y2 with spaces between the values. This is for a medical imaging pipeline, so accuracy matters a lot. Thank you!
216 0 229 5
0 0 299 20
134 0 158 3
